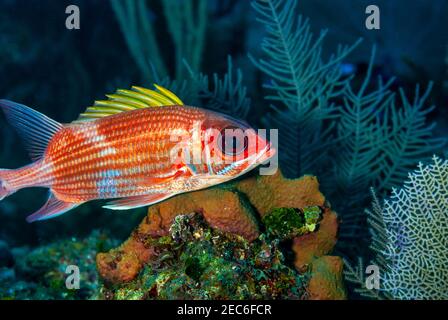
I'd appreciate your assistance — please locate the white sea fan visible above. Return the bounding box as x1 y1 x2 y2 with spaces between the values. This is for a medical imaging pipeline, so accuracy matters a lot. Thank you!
345 155 448 299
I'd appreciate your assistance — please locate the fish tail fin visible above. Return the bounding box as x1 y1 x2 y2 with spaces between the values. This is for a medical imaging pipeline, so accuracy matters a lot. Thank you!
0 169 15 201
0 99 63 161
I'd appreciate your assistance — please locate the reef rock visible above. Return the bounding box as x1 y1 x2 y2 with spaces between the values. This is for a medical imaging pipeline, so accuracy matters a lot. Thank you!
96 170 345 300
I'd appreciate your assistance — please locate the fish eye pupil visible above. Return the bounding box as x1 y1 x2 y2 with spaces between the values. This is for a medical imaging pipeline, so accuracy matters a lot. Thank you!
219 126 249 155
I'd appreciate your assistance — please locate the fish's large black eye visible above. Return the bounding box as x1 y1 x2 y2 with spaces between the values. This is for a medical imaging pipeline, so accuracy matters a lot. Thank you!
219 126 249 156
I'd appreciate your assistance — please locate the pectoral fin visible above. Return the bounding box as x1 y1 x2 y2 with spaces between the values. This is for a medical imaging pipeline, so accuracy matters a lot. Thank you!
103 193 176 211
26 192 79 223
143 170 187 185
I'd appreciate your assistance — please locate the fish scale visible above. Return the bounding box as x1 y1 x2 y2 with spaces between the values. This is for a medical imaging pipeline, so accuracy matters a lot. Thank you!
46 106 203 202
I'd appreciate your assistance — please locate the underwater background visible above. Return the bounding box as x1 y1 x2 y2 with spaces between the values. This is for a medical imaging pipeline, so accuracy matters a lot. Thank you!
0 0 448 300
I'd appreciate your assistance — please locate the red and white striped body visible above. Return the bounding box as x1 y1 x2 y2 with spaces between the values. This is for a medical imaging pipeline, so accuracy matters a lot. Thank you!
0 93 274 222
8 106 209 202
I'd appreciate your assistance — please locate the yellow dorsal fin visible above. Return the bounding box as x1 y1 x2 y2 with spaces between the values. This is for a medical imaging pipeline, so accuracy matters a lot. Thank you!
73 84 184 123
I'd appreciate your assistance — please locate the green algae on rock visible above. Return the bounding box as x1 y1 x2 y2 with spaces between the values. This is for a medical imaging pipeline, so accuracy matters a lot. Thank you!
262 206 322 240
99 213 310 300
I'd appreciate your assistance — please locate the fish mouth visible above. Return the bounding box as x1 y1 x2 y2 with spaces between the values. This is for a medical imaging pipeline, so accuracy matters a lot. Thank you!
214 142 275 177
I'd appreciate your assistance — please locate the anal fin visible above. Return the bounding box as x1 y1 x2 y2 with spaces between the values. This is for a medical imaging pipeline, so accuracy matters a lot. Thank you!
26 192 79 223
103 193 176 211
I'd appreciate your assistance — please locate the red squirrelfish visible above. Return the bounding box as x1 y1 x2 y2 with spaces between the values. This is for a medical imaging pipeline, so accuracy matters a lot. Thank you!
0 85 274 222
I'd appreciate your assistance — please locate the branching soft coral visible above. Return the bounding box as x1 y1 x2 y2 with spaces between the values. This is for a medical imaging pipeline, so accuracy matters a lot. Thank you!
250 0 445 248
345 156 448 299
185 56 251 119
331 48 445 242
249 0 359 177
110 0 167 80
152 56 252 119
110 0 208 82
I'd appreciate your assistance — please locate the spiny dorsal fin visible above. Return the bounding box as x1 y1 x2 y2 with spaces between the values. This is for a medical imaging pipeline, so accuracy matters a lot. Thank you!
73 84 184 123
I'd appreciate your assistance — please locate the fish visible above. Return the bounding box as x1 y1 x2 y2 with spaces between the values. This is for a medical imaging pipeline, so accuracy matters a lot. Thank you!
0 84 275 222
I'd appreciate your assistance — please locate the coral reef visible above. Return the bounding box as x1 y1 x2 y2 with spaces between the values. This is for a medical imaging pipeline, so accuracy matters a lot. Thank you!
345 156 448 299
1 0 447 301
96 171 345 300
98 214 310 300
262 207 321 240
0 231 118 300
308 256 346 300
